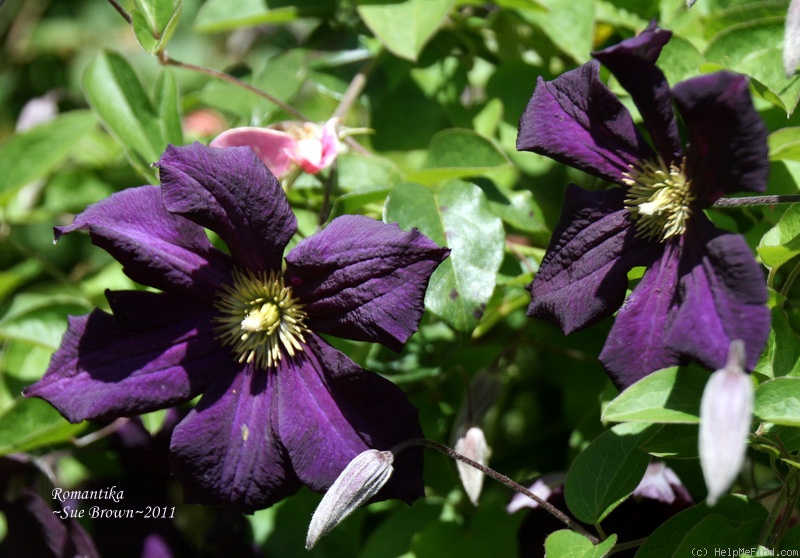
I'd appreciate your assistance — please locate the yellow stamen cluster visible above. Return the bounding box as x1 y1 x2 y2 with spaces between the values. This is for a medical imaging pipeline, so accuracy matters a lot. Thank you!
622 157 695 242
215 269 308 369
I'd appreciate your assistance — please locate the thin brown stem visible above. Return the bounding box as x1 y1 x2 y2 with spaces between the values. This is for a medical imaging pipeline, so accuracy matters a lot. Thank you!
107 0 132 24
333 56 379 120
713 195 800 207
73 418 131 448
157 51 309 121
393 437 601 545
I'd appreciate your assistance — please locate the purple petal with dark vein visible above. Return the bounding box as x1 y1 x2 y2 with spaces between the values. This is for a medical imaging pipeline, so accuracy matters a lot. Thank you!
284 215 449 352
528 185 658 334
672 72 769 203
157 143 296 272
56 186 232 299
665 218 769 372
23 292 223 422
599 241 684 388
592 22 682 162
3 490 101 558
516 61 653 183
276 336 423 504
168 363 301 512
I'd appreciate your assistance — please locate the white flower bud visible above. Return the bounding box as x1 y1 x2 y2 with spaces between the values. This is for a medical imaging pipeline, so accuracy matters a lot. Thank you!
454 426 490 505
699 340 753 506
306 449 394 550
785 0 800 76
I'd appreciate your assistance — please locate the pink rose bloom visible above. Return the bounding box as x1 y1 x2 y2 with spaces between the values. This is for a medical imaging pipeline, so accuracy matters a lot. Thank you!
210 118 341 178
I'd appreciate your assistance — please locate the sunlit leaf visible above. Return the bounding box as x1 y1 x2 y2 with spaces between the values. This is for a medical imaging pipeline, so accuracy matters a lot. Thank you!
755 377 800 426
356 0 454 62
0 111 95 204
602 367 709 424
0 397 85 456
385 180 505 332
543 531 616 558
131 0 182 53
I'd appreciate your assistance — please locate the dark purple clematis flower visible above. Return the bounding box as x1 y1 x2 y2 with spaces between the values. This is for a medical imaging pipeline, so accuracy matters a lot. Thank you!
517 22 770 388
24 142 448 512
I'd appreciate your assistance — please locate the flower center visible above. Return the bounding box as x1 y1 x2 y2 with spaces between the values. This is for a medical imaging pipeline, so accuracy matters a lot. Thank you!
215 269 308 369
622 157 695 242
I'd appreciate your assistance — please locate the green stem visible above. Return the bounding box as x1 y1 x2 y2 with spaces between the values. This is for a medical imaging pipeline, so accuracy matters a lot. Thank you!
392 437 601 545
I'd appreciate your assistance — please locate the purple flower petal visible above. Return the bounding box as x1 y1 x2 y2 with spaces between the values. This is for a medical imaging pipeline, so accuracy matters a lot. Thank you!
23 292 223 422
528 186 657 334
55 186 231 299
285 215 449 351
600 217 769 388
592 22 681 162
276 337 423 504
9 490 100 558
672 72 769 203
156 143 297 272
600 242 683 388
516 62 653 183
666 220 769 372
168 363 301 512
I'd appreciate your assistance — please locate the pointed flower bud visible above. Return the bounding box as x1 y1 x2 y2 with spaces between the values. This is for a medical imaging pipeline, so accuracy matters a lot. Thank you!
306 449 394 550
699 340 753 506
785 0 800 76
454 425 490 505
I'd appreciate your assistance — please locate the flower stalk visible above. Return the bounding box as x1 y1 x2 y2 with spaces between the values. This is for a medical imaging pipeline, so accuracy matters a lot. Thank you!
392 437 601 545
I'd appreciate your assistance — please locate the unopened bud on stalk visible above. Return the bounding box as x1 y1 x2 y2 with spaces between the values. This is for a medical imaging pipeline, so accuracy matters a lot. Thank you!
306 449 394 549
699 340 753 506
454 425 490 505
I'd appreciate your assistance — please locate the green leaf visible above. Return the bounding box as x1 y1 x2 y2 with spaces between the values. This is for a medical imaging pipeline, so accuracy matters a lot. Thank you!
0 397 86 455
153 69 183 147
407 129 510 184
754 300 800 380
384 180 505 332
657 34 704 87
768 127 800 162
705 18 800 115
602 367 710 424
83 51 172 178
356 0 454 62
131 0 182 53
758 204 800 279
329 189 391 221
755 377 800 426
780 525 800 552
640 424 699 458
543 530 616 558
337 153 403 193
194 0 334 32
519 0 594 64
637 496 767 557
0 111 95 204
199 49 308 123
564 423 653 524
674 516 763 557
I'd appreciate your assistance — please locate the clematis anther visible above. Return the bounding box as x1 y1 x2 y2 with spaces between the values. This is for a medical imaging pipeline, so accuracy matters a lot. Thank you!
24 142 448 512
210 118 341 179
517 22 770 388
